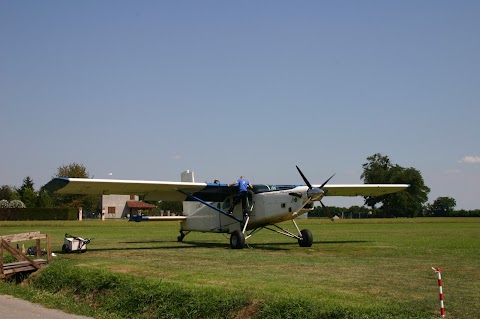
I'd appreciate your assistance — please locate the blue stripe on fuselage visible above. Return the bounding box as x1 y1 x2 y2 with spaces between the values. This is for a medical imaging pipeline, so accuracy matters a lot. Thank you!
187 184 232 202
187 183 300 202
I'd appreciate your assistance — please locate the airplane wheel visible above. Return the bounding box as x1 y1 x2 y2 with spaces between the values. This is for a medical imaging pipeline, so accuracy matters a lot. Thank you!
298 229 313 247
230 230 245 249
177 233 185 242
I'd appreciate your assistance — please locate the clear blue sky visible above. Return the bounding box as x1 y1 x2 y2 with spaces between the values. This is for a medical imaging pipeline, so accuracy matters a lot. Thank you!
1 1 479 209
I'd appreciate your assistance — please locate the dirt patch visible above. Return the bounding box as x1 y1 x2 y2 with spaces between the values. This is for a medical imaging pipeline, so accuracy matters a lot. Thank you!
234 300 261 319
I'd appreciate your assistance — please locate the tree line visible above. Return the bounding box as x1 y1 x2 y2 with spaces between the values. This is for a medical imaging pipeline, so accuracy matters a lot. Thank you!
312 153 478 217
1 155 478 217
0 163 99 212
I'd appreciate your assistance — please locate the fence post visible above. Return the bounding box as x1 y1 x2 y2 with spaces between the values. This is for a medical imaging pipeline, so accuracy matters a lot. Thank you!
0 241 4 277
432 267 445 318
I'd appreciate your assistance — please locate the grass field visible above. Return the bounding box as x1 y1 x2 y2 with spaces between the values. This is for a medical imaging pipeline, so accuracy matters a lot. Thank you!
1 218 479 318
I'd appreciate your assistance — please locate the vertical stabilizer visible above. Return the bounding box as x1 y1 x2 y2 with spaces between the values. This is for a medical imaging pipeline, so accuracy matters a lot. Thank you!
181 170 201 215
181 170 195 183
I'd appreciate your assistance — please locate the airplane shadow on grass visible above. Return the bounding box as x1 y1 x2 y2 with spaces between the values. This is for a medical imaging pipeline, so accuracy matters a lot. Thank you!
243 240 370 251
86 240 236 251
85 239 370 253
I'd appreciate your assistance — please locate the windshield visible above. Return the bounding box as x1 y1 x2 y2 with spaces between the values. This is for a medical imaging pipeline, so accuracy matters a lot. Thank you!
252 184 295 194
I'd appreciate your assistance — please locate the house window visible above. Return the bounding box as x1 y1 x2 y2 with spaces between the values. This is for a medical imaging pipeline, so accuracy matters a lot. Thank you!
108 207 116 215
130 195 135 200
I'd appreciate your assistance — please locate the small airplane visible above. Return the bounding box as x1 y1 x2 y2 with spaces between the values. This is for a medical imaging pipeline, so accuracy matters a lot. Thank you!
44 166 409 249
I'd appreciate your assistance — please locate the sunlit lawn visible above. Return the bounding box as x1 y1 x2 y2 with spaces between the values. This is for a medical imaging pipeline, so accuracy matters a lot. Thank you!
1 217 479 318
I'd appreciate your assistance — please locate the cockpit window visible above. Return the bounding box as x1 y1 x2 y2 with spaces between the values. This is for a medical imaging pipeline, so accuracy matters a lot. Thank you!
252 184 294 193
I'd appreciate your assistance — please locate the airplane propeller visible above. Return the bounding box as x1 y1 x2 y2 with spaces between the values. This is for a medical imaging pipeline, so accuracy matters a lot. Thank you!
295 166 335 201
295 166 336 219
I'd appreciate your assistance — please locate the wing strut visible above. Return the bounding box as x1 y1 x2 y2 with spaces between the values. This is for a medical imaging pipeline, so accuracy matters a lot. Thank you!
175 189 243 223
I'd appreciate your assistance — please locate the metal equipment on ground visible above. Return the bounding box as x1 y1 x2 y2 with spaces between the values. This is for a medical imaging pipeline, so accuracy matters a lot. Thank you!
62 233 91 253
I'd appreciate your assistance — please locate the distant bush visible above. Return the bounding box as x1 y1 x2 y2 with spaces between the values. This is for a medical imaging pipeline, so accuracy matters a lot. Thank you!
8 200 26 208
0 199 8 208
448 209 480 217
309 205 480 218
0 208 78 220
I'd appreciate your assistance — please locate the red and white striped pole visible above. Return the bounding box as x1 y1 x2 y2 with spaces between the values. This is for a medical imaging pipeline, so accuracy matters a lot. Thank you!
432 267 445 318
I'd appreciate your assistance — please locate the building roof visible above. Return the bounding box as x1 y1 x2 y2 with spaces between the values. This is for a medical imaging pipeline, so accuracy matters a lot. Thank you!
126 201 156 209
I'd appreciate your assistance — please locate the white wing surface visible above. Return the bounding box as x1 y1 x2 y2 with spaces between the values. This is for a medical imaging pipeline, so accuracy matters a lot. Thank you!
44 178 212 201
320 184 409 197
44 178 409 202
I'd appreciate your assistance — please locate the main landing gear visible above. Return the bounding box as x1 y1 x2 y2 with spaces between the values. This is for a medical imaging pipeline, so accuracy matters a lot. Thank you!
177 231 190 242
229 218 313 249
230 230 245 249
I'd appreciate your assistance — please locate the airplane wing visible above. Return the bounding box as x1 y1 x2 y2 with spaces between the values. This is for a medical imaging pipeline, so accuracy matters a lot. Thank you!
44 178 409 202
319 184 410 197
43 178 232 202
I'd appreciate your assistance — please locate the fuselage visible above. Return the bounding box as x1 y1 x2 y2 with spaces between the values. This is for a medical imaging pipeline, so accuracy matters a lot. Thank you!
180 185 314 233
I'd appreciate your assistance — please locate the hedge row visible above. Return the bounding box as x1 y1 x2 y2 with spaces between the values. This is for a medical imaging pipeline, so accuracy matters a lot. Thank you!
0 208 78 221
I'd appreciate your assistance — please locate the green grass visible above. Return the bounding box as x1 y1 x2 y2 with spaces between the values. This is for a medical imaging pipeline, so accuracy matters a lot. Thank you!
1 218 479 318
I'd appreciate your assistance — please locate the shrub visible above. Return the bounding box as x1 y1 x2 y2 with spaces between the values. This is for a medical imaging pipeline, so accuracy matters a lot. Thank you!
0 199 8 208
8 200 26 208
0 208 77 220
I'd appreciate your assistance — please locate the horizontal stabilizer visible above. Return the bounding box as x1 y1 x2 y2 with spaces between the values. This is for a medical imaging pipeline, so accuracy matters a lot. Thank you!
130 215 187 222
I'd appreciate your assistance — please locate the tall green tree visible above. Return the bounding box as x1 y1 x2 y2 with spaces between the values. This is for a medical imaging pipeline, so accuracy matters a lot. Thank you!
427 197 456 217
18 177 37 208
55 162 90 178
18 176 35 197
22 188 38 208
361 153 392 187
361 153 430 217
37 189 54 208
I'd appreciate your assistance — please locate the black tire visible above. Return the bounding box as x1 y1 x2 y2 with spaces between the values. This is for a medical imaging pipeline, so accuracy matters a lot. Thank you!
177 231 187 242
230 230 245 249
298 229 313 247
62 244 70 254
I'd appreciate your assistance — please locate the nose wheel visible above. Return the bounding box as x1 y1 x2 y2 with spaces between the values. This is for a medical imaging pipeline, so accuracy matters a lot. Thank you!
298 229 313 247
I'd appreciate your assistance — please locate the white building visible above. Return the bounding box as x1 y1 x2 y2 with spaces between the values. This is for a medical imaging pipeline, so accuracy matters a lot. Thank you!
101 194 156 219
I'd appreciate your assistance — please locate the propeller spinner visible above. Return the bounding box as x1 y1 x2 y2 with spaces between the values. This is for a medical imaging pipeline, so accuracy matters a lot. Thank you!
295 166 335 201
294 166 337 220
